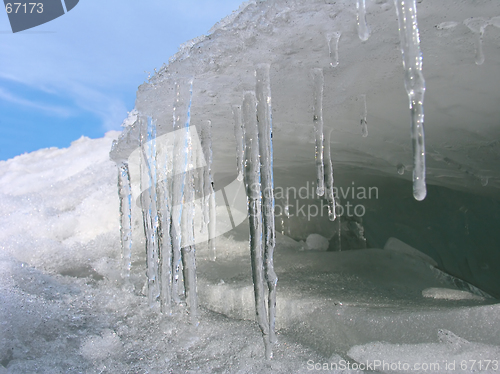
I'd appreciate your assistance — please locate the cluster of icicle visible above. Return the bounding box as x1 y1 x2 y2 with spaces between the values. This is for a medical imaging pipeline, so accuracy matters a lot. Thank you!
111 0 432 360
113 78 217 326
233 63 278 359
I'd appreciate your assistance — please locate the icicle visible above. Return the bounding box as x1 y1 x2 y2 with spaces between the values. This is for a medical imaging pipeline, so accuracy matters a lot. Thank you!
284 188 290 218
118 161 133 280
181 122 199 325
359 94 368 137
337 213 342 251
327 32 341 68
280 200 286 236
157 179 173 315
394 0 427 201
232 105 245 182
201 120 216 261
157 145 173 314
464 18 489 66
242 90 271 359
356 0 370 41
171 78 194 302
312 68 325 197
324 129 336 221
140 117 160 307
256 63 277 353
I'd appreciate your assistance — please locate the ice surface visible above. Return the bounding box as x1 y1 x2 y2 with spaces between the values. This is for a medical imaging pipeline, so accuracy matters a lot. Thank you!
348 329 500 373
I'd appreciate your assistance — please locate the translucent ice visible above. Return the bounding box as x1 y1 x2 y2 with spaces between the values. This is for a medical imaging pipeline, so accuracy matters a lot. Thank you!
311 68 325 197
242 90 271 358
359 94 368 137
324 129 336 221
256 63 278 348
356 0 370 41
464 17 489 65
394 0 427 201
327 32 341 68
117 161 132 279
139 117 160 306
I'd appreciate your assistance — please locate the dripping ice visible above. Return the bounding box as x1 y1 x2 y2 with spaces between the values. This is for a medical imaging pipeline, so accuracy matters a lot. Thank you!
359 94 368 137
356 0 370 41
312 68 325 197
394 0 427 201
240 63 278 359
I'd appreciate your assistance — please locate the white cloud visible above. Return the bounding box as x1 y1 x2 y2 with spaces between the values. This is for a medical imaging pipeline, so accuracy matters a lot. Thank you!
0 87 74 117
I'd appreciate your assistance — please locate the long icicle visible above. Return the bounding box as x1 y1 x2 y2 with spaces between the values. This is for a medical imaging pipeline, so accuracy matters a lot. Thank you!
118 161 133 280
157 149 173 314
394 0 427 201
140 117 160 307
171 78 194 302
201 120 217 261
232 105 245 182
180 97 198 324
359 94 368 137
324 128 336 221
256 63 277 354
312 68 325 197
242 90 270 359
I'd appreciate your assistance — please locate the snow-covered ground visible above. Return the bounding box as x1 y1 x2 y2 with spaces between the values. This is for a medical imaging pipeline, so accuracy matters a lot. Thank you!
1 133 499 373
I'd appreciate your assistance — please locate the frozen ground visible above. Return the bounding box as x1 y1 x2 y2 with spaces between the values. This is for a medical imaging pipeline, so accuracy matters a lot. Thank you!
1 133 499 373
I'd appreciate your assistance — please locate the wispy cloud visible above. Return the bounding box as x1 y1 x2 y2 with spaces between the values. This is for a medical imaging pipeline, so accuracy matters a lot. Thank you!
0 87 74 117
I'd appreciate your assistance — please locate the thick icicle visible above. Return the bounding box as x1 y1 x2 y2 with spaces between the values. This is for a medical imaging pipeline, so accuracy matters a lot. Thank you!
327 32 341 68
118 161 133 279
359 94 368 137
171 78 194 302
201 120 216 261
394 0 427 201
356 0 370 41
324 129 336 221
157 146 173 314
464 18 489 66
140 117 160 307
232 105 245 182
242 90 271 359
312 68 325 197
157 179 173 314
181 123 198 325
256 63 277 350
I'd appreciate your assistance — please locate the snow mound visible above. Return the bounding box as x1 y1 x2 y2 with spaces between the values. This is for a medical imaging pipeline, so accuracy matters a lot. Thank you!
305 233 329 251
422 287 485 301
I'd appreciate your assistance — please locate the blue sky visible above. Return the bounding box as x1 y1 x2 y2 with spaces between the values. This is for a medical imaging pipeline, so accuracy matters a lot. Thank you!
0 0 243 160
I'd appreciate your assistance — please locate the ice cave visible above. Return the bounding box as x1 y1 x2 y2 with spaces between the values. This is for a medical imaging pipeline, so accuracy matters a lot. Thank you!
2 0 500 372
